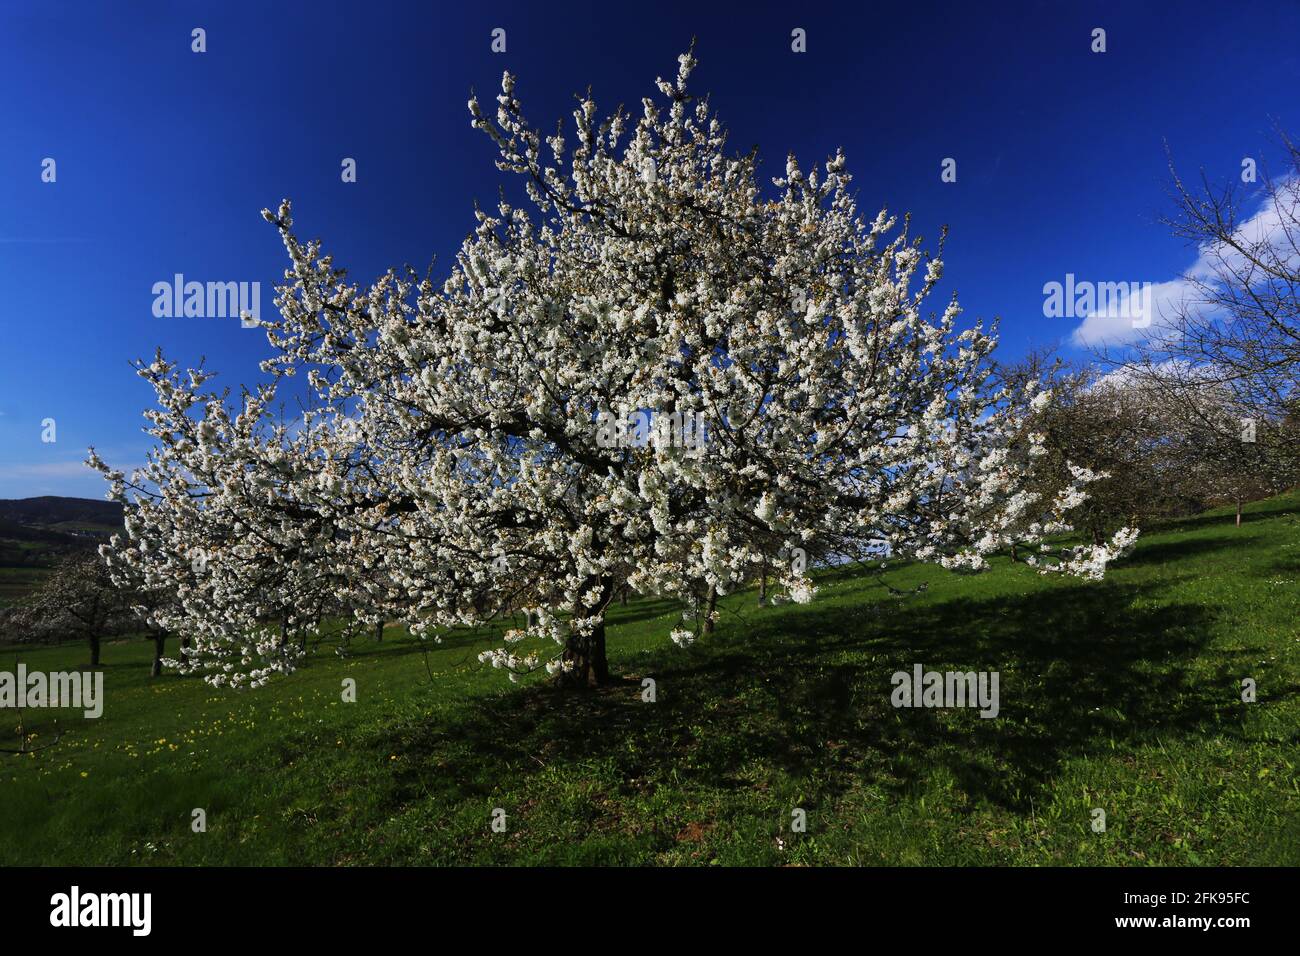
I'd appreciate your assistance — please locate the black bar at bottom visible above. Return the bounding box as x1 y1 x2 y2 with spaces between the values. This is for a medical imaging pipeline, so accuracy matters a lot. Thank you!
1 865 1286 942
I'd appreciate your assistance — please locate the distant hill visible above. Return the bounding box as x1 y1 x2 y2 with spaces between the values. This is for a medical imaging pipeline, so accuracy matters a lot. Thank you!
0 517 85 546
0 496 123 532
0 498 123 586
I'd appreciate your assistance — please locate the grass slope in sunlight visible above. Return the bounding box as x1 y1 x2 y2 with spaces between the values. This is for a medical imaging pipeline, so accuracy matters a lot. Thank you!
1 494 1297 866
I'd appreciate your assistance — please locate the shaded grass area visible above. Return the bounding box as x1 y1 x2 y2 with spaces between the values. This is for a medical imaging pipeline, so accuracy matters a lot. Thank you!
1 494 1297 865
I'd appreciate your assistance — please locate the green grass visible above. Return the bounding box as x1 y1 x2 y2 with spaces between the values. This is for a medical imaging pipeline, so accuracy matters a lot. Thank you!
1 494 1298 866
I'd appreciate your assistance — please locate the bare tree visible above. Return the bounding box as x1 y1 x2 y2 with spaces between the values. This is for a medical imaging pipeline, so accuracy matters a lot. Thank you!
1110 132 1300 480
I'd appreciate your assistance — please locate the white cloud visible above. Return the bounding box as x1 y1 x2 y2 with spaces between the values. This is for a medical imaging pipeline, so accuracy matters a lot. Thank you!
1069 278 1195 347
0 460 97 480
1070 176 1300 348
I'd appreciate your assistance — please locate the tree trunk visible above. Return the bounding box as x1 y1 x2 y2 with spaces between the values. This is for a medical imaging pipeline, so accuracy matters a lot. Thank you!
374 620 385 643
558 578 614 687
1236 497 1243 527
758 558 768 605
151 632 166 677
89 633 101 667
703 585 718 636
560 619 610 687
1009 542 1018 562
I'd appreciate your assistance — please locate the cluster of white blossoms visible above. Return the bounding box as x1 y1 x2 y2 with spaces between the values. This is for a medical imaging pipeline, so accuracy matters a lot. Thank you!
1024 525 1141 580
90 51 1135 688
669 628 696 648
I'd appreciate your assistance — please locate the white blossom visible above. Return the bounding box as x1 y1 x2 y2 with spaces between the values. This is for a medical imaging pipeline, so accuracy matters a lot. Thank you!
90 52 1126 688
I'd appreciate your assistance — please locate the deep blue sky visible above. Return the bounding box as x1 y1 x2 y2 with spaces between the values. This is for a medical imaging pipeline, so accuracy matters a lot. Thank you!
2 0 1297 498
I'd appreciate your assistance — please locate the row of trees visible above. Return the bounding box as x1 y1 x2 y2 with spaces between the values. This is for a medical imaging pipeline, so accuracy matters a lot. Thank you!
1000 353 1298 545
86 52 1135 691
0 554 174 674
0 542 400 675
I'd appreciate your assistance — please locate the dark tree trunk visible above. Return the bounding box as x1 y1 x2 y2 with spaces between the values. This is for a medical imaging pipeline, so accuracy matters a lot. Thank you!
560 619 610 687
558 578 614 687
151 632 166 677
89 633 101 667
703 585 718 636
759 557 768 605
374 620 385 643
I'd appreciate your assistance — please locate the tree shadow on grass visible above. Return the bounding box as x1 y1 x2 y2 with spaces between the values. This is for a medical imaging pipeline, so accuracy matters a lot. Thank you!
1142 497 1299 536
605 598 682 628
1118 534 1244 568
370 575 1263 823
1259 555 1300 577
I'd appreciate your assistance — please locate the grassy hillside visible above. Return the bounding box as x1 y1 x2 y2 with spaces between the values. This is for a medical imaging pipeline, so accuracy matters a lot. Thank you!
1 494 1297 866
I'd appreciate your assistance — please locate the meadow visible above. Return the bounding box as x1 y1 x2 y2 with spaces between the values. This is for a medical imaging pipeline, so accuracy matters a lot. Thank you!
1 495 1297 866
